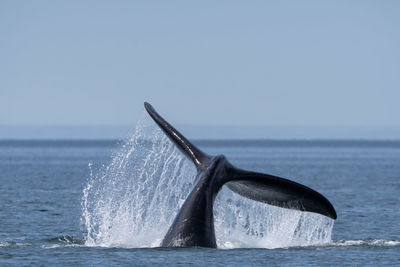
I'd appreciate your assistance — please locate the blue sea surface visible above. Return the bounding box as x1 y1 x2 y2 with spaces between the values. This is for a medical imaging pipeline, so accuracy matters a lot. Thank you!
0 139 399 266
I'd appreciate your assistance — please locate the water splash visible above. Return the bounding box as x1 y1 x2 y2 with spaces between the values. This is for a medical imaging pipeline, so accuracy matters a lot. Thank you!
214 191 334 249
81 113 196 248
81 113 334 249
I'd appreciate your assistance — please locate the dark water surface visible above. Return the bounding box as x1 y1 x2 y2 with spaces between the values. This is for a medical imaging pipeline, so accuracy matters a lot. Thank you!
0 140 399 266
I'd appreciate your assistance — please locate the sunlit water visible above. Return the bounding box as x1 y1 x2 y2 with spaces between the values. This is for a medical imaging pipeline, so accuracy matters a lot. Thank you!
1 116 399 265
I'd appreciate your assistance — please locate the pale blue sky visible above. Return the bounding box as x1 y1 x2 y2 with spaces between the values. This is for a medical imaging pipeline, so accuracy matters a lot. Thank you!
1 1 399 136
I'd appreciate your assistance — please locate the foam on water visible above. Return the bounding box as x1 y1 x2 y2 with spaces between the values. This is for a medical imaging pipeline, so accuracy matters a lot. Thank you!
332 239 400 247
81 113 335 249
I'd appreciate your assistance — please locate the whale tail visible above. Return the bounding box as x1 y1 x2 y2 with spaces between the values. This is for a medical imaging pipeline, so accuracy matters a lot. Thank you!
144 102 337 220
224 165 337 219
144 102 210 170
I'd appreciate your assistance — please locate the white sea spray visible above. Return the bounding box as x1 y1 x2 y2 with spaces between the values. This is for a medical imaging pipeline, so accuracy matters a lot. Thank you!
81 113 334 248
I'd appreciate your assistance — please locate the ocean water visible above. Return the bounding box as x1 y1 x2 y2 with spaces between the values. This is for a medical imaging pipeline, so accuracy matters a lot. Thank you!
0 124 399 265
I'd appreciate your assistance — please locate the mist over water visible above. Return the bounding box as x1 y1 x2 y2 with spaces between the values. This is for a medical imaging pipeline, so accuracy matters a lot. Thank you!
81 114 334 249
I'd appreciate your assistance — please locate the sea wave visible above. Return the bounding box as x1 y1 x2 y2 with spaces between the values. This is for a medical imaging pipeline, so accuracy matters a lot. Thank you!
0 241 31 248
41 235 85 248
2 238 398 249
332 239 400 247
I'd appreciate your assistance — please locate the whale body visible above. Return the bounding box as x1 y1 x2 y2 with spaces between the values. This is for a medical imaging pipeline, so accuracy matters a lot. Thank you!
144 102 337 248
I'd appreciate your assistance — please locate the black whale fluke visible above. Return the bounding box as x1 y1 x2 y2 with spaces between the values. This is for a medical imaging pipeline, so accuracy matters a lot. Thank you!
144 102 210 170
225 166 337 220
143 102 337 248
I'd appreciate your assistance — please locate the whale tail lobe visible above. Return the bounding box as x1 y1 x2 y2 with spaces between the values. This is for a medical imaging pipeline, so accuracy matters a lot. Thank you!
225 165 337 219
144 102 210 170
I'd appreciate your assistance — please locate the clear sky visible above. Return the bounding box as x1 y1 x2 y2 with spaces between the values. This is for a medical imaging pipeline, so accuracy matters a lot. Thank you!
1 1 399 137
